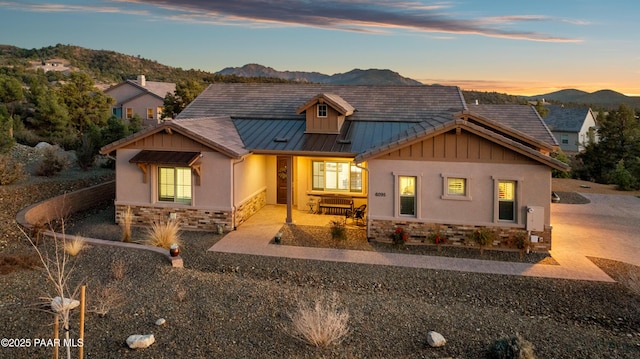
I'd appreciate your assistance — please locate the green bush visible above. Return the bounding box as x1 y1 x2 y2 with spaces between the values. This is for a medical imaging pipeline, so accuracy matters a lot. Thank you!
75 133 96 170
610 160 637 191
0 154 26 185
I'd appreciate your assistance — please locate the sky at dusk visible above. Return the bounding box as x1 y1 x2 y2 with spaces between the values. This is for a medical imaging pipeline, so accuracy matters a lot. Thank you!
0 0 638 96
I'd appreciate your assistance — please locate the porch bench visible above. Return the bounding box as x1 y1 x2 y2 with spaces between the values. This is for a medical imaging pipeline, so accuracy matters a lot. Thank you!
317 196 354 215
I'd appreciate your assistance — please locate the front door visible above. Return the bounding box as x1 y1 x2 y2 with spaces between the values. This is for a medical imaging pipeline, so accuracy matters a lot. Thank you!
277 156 289 204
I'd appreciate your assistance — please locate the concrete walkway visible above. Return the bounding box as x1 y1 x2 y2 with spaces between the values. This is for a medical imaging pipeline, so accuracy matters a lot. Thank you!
209 199 639 282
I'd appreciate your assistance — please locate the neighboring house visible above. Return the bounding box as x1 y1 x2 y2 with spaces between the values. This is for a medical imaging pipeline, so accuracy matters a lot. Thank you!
543 105 598 153
100 83 568 250
104 75 176 127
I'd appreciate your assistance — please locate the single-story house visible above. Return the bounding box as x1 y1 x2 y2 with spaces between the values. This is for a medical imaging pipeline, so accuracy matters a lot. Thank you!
104 75 176 127
100 83 568 250
543 105 598 153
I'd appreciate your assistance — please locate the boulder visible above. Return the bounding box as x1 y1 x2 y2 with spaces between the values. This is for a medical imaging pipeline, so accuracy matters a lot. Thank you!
155 318 166 326
35 142 52 149
51 296 79 312
126 334 155 349
426 331 446 347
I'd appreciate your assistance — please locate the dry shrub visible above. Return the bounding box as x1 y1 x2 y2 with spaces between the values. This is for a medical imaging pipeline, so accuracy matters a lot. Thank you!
121 206 133 242
34 145 70 177
110 259 126 280
144 218 181 249
64 236 86 256
0 253 41 274
0 154 26 185
489 333 536 359
175 284 187 302
88 285 125 317
287 292 350 348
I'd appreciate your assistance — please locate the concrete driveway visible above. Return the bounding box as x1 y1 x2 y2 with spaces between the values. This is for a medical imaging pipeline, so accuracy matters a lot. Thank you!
550 193 640 268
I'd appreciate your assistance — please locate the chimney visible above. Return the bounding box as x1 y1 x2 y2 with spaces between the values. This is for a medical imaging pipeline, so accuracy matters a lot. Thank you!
137 75 146 87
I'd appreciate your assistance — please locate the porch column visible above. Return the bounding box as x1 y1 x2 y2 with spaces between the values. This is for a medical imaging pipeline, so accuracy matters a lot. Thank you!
286 155 293 224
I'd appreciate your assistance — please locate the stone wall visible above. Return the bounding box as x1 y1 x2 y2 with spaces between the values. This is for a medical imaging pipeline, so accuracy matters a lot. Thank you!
368 219 551 252
235 190 266 228
115 189 267 232
115 204 233 232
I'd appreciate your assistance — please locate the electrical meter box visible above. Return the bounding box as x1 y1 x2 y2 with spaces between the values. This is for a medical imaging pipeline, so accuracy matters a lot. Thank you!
526 206 544 232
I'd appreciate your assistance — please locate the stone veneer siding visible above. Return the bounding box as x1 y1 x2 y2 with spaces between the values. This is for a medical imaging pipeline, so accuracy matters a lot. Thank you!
369 219 552 252
115 189 267 232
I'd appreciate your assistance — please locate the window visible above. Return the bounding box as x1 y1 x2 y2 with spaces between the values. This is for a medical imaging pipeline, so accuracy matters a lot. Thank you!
560 134 569 145
147 108 154 119
158 167 192 204
399 176 416 216
126 108 133 119
497 180 516 221
317 104 327 117
157 106 164 119
448 178 466 196
312 161 362 192
112 107 122 118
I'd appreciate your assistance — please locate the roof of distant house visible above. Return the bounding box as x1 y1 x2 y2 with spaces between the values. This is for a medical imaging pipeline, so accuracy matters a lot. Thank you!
543 106 593 132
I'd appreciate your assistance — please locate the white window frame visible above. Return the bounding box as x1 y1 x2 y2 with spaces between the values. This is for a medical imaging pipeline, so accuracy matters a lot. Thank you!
492 176 522 224
158 166 193 205
125 107 133 119
560 134 569 145
311 160 362 193
317 104 328 118
440 174 472 201
393 172 421 218
147 108 154 120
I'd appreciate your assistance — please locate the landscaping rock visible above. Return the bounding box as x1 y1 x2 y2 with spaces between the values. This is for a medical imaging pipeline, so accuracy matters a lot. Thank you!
426 331 446 347
51 296 80 312
126 334 155 349
155 318 166 326
35 142 52 149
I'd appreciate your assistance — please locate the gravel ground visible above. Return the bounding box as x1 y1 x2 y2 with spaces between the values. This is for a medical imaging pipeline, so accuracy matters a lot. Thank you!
1 163 640 358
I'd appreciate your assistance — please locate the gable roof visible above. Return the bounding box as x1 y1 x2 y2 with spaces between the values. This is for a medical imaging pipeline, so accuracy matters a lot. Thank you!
543 106 594 132
104 79 176 102
99 117 248 158
295 93 355 116
462 104 558 150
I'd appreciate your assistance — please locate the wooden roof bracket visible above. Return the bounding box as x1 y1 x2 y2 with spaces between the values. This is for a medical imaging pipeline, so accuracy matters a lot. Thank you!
136 163 149 183
192 164 202 186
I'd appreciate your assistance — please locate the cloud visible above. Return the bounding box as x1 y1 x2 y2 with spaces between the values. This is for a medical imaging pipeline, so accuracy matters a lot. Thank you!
0 1 149 16
0 0 583 42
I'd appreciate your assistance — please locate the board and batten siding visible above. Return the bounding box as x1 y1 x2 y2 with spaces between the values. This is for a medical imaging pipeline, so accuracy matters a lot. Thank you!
378 130 537 164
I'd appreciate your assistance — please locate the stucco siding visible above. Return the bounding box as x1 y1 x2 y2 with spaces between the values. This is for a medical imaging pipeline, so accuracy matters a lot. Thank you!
234 154 268 206
367 159 551 228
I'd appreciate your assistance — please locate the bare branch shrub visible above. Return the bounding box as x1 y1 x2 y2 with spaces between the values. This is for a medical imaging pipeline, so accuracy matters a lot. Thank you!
287 292 350 348
88 284 124 317
110 258 126 280
0 154 26 185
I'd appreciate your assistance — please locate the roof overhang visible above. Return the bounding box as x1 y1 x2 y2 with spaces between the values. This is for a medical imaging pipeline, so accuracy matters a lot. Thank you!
129 150 201 166
355 119 569 172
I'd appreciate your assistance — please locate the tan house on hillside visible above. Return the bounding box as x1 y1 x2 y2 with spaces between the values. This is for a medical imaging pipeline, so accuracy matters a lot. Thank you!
104 75 175 127
100 83 568 251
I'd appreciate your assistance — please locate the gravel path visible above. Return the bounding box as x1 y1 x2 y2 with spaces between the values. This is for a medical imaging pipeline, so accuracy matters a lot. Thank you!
1 169 639 358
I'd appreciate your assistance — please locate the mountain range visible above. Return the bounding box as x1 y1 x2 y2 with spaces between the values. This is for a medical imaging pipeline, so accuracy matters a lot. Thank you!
1 44 638 110
216 64 423 86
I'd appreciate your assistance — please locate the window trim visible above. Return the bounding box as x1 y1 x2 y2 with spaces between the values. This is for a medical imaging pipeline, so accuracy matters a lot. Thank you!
440 174 472 201
393 172 421 218
317 103 328 118
492 176 522 224
311 160 363 193
157 166 193 205
560 134 569 145
125 107 133 119
147 108 154 120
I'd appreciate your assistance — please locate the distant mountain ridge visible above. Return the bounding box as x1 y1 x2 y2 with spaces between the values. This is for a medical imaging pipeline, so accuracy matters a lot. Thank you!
216 64 423 86
529 89 640 110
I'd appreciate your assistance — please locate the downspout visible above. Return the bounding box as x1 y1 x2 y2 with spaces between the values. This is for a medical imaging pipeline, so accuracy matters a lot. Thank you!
231 156 246 230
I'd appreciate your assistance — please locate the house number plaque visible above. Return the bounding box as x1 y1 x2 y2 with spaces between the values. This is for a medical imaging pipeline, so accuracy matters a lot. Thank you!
374 192 386 197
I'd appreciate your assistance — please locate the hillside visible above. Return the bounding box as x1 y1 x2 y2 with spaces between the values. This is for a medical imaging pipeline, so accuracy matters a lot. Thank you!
216 63 423 86
529 89 640 110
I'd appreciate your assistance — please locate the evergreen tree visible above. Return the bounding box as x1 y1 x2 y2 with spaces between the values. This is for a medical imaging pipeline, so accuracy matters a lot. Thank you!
161 80 205 119
58 72 113 133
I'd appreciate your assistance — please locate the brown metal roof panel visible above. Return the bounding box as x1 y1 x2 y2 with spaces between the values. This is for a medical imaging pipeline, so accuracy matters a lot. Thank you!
129 150 200 166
